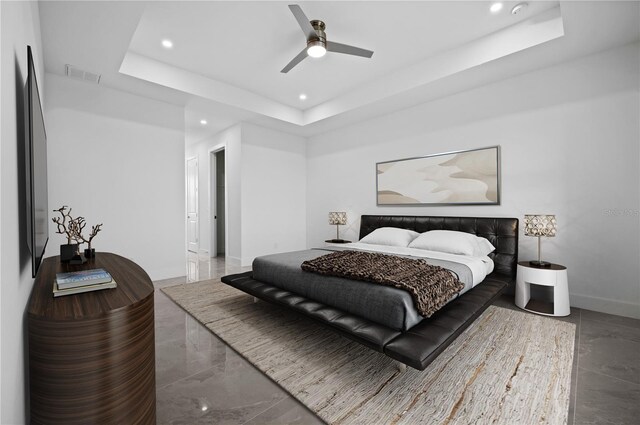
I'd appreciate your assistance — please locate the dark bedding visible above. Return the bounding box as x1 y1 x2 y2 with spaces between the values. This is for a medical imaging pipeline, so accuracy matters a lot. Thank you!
253 249 423 331
301 250 464 318
252 248 473 331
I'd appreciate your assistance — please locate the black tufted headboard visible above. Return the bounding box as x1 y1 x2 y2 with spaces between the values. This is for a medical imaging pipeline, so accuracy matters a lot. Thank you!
359 215 519 279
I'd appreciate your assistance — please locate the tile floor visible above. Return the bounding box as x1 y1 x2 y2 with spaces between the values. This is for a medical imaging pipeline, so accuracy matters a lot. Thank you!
154 254 640 424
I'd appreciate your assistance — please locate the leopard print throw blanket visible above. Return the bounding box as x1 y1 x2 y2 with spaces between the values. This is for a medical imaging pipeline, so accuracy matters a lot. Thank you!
301 250 464 318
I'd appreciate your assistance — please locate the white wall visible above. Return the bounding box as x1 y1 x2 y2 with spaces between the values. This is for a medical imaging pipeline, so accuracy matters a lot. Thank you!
0 1 44 422
45 74 186 280
226 126 243 263
307 43 640 319
186 122 307 267
240 122 307 265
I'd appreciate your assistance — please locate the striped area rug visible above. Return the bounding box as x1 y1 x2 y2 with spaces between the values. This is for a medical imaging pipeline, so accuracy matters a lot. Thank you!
162 280 575 425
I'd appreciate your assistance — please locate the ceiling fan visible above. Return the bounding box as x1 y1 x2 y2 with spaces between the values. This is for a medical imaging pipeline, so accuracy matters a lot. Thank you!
281 4 374 73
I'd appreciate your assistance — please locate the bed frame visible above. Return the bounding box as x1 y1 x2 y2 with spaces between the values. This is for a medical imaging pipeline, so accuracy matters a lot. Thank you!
221 215 518 370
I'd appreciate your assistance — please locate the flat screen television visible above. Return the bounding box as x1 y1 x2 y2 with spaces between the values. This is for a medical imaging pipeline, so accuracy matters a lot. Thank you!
25 45 49 277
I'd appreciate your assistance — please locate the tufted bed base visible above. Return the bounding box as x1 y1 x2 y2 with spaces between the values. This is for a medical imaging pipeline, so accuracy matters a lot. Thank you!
221 215 518 370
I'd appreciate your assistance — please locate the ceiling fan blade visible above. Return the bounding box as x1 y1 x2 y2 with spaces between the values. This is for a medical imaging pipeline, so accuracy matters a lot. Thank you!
281 47 308 73
327 41 374 58
288 4 318 41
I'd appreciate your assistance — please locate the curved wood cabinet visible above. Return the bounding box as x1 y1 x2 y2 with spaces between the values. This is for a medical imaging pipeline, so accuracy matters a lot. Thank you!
28 253 156 424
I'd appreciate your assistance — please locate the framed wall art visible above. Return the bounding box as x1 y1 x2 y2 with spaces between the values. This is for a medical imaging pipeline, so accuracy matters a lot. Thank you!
376 146 501 206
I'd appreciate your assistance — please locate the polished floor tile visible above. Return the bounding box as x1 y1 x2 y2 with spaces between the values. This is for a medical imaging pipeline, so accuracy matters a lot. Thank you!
578 318 640 385
156 351 289 425
573 369 640 425
184 252 250 284
155 315 227 389
155 256 638 425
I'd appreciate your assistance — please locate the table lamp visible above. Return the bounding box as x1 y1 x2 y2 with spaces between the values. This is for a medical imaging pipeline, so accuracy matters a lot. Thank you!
328 212 347 242
524 214 556 268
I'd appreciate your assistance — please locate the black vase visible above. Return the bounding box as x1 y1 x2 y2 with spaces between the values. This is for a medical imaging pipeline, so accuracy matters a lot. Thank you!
84 248 96 258
60 244 78 262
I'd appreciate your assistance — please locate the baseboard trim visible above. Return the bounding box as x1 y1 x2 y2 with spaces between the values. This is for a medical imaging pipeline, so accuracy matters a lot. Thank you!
570 292 640 319
226 256 242 267
241 257 255 268
147 265 187 282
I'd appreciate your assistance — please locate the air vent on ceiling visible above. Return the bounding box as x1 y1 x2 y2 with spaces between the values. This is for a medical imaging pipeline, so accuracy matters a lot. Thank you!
65 64 101 84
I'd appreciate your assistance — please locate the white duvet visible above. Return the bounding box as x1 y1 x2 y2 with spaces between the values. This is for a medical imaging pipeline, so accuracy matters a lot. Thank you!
336 242 494 288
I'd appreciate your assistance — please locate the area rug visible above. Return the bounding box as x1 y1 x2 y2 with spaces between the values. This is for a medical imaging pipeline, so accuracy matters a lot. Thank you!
162 280 576 425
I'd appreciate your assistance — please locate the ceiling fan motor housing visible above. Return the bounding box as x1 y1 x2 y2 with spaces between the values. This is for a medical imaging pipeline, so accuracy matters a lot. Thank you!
308 19 327 50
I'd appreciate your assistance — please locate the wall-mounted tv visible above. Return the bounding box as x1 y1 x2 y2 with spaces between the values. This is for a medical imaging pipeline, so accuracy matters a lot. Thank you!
25 45 49 277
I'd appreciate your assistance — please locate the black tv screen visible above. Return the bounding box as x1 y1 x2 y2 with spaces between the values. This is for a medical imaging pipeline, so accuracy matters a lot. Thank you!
25 45 49 277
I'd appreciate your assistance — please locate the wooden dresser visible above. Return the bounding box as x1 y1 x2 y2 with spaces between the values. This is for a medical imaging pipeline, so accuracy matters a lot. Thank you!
27 253 156 424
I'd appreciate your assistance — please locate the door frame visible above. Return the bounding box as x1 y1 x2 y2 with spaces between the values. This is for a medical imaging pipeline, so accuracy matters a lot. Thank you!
208 144 226 258
186 155 199 254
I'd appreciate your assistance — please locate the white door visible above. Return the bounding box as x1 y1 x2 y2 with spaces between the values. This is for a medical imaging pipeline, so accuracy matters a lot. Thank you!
186 157 199 253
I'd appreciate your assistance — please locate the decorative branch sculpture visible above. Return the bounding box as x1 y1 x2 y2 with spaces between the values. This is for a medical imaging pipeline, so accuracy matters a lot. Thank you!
69 216 86 241
74 221 103 251
52 206 76 244
52 206 104 257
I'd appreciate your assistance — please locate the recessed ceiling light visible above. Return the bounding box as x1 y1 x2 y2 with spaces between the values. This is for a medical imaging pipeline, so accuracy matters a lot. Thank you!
299 94 307 100
490 2 503 14
200 119 207 125
161 39 173 49
511 2 528 15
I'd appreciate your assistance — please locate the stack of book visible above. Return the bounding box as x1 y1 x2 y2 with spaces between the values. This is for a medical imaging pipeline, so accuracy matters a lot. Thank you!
53 268 117 297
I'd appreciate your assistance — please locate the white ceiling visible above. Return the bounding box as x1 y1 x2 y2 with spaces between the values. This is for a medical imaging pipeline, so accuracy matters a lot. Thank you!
39 1 640 143
127 1 559 109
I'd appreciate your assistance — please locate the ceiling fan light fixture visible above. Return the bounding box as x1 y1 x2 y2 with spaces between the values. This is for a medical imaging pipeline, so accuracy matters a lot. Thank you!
307 40 327 58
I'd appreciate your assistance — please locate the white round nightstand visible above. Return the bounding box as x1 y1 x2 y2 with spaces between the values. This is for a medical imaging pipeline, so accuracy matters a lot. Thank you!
515 261 570 317
324 239 352 247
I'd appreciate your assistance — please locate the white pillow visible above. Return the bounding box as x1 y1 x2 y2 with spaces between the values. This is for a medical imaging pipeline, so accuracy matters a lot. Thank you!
475 236 496 256
408 230 495 257
359 227 419 247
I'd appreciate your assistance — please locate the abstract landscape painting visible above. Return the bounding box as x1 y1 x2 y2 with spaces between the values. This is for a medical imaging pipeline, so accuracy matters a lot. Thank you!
377 146 500 205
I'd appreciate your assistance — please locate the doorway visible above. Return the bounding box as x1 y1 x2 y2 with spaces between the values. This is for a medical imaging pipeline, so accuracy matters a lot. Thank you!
210 149 226 257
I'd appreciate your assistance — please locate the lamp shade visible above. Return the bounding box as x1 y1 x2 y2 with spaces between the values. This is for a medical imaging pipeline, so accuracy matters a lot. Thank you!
328 212 347 225
524 214 557 237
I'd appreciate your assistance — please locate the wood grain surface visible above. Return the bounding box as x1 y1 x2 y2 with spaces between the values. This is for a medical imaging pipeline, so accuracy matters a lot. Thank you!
28 253 156 424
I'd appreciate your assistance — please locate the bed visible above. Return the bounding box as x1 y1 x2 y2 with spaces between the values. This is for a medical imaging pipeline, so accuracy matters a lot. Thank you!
221 215 518 370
